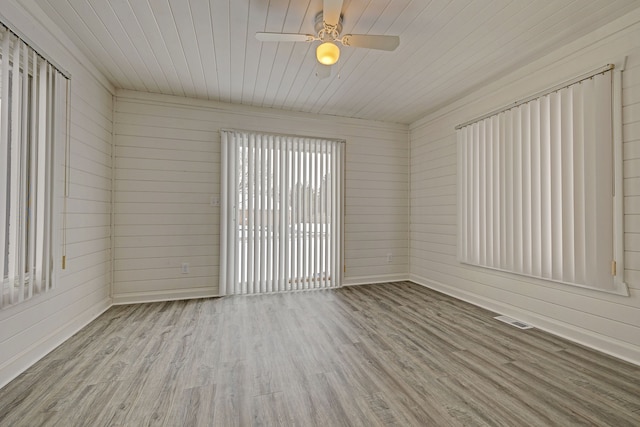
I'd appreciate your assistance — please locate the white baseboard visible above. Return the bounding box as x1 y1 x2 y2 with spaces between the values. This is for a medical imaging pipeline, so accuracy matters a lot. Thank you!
0 297 111 390
111 287 219 305
113 280 409 303
409 274 640 367
343 274 409 287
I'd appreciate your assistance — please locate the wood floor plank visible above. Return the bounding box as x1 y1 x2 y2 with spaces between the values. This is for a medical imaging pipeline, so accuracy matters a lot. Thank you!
1 281 639 426
449 349 577 424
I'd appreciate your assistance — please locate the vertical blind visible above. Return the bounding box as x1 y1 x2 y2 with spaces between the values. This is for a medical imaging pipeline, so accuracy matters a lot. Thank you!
457 69 619 292
220 130 344 295
1 23 67 308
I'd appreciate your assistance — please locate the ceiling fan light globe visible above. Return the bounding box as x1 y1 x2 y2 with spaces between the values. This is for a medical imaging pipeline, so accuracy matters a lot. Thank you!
316 42 340 65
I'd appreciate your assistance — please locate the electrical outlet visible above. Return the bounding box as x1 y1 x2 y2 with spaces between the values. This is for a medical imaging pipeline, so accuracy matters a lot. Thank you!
181 263 190 274
387 253 393 263
210 196 220 207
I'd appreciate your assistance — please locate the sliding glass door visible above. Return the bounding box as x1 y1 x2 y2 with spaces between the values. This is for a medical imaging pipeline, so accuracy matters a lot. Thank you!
220 130 344 295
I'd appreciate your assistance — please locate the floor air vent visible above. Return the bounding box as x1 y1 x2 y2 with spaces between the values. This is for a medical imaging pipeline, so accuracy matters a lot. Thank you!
494 315 533 330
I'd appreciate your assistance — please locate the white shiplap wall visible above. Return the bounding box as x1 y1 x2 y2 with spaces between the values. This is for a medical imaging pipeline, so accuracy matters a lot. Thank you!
113 91 408 303
410 10 640 364
0 0 114 387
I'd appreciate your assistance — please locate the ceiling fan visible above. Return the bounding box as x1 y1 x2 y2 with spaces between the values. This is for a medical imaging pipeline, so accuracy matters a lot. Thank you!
255 0 400 78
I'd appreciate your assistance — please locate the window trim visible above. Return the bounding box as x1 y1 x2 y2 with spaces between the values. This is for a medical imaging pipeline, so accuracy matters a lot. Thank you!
611 60 627 294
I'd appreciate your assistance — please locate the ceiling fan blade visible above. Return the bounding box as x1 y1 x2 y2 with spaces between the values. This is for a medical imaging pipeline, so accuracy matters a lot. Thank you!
255 33 315 43
315 63 332 79
341 34 400 51
323 0 343 27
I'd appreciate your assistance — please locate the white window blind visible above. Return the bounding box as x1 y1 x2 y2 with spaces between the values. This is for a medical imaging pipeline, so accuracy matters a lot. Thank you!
220 130 344 295
1 23 67 308
457 67 627 294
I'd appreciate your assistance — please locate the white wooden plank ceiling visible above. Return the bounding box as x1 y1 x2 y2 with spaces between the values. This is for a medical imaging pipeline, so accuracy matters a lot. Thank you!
30 0 640 124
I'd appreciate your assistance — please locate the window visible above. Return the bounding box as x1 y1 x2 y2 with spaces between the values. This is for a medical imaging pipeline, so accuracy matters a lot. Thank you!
1 23 68 308
457 65 627 295
219 130 344 295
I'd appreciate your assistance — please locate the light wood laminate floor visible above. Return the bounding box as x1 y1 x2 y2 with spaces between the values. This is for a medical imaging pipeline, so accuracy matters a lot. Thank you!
1 281 639 426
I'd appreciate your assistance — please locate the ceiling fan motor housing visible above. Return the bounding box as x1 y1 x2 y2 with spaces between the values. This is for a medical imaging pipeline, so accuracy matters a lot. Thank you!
315 12 343 41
